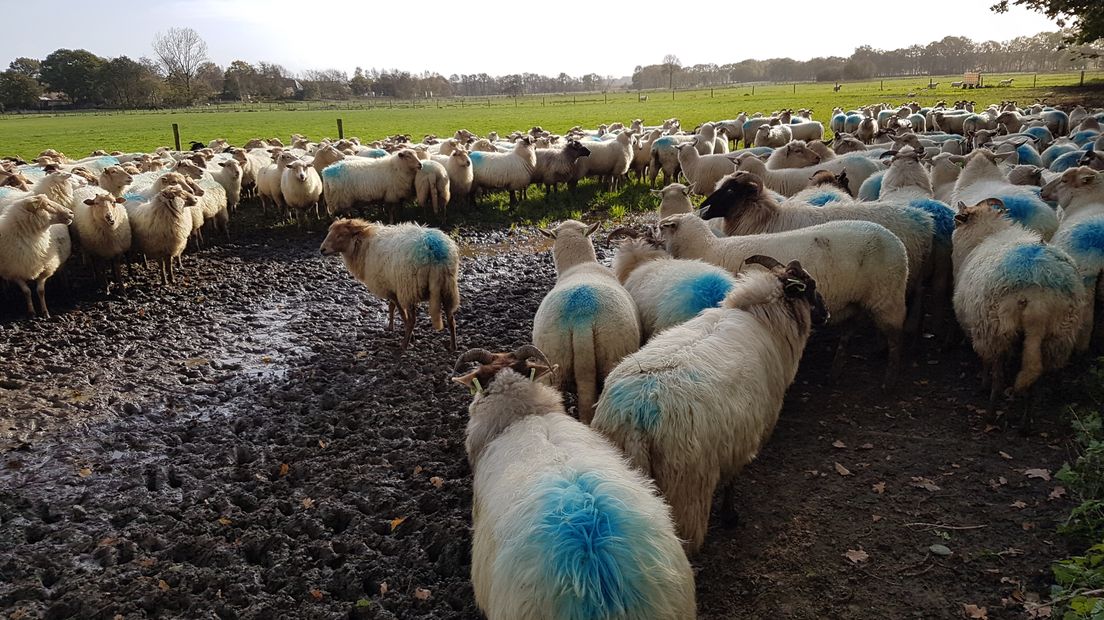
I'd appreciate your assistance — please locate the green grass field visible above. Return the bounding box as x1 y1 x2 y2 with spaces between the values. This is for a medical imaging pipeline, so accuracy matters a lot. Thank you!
2 71 1100 159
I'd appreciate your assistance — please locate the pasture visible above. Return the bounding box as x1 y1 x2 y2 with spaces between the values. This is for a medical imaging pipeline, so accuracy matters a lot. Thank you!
1 71 1099 158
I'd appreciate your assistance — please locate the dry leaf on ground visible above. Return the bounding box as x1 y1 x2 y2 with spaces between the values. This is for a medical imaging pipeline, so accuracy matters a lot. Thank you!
843 549 869 563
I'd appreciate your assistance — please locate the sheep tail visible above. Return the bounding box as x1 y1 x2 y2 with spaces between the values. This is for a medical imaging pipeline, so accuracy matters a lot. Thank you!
572 326 598 424
1009 298 1048 393
428 266 446 331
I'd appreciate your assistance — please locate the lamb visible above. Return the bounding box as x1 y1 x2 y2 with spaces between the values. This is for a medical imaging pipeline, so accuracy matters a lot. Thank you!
533 220 641 423
72 192 131 286
323 149 422 220
630 129 662 181
531 140 590 192
951 199 1084 417
576 131 635 191
734 151 880 197
676 142 737 195
950 149 1058 240
659 213 908 382
592 256 827 552
609 228 738 339
451 345 696 620
414 159 451 220
753 123 793 148
256 150 295 213
1041 166 1104 351
469 137 537 205
0 195 74 317
128 186 198 285
281 160 323 226
765 141 823 169
431 149 473 206
320 219 459 350
209 159 243 213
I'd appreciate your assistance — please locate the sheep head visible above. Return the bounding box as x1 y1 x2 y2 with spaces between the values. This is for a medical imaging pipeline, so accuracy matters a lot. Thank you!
451 345 557 394
953 198 1007 229
20 194 74 226
564 140 591 159
83 193 125 226
1041 166 1101 204
159 185 198 210
286 160 310 182
698 171 765 220
320 218 377 256
744 255 829 327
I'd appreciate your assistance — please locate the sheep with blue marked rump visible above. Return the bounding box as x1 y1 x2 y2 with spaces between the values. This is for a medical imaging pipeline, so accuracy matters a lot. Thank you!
320 218 459 350
452 345 696 620
608 226 738 340
1041 166 1104 351
592 255 827 553
322 149 422 221
733 151 880 197
951 198 1084 420
951 149 1059 240
648 134 695 187
658 213 908 383
533 220 641 424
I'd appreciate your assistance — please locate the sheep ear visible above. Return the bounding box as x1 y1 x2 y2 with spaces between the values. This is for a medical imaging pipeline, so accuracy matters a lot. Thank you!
83 198 96 205
451 371 482 394
585 222 600 237
681 186 690 196
983 197 1006 212
538 228 556 239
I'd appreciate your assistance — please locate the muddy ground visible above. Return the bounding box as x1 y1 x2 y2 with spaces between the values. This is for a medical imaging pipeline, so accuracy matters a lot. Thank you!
0 208 1082 619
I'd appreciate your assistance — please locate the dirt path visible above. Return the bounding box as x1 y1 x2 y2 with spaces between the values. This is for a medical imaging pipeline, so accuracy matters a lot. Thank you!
0 216 1075 619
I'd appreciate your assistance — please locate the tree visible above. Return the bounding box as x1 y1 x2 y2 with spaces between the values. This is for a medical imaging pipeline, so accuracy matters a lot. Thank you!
152 27 209 104
40 49 105 105
0 70 42 109
663 54 681 90
992 0 1103 46
8 58 41 79
99 56 161 108
349 67 373 96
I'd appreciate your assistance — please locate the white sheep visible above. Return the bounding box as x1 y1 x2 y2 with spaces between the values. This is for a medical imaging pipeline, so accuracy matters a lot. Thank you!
173 160 230 240
209 159 243 213
0 195 73 317
951 149 1058 240
592 257 827 552
648 135 695 187
414 159 451 220
1041 166 1104 351
431 149 473 206
257 151 296 214
765 141 823 169
609 229 738 339
660 213 908 382
281 160 323 226
753 123 793 148
128 186 198 285
651 183 694 219
322 149 422 221
320 219 459 350
533 220 641 423
576 131 635 191
951 199 1084 416
72 192 131 286
734 151 881 197
452 346 695 620
676 142 737 195
786 119 825 143
469 137 537 206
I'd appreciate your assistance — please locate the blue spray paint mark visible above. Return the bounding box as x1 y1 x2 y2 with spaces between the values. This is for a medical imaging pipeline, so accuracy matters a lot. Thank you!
1016 144 1042 167
999 244 1078 294
670 272 733 323
558 285 600 330
994 194 1052 231
603 375 662 432
416 229 452 264
858 171 884 201
1070 218 1104 259
321 161 346 179
909 198 954 245
808 191 843 206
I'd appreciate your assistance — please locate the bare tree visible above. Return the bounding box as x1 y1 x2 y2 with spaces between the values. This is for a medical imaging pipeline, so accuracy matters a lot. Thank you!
663 54 681 90
152 27 209 103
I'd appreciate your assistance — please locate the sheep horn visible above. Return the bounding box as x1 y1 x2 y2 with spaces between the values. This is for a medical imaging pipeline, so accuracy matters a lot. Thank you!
744 255 784 271
512 344 551 367
879 150 898 159
606 226 640 243
453 348 495 373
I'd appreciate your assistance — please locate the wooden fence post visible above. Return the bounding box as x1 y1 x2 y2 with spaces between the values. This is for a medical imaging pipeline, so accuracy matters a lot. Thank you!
1081 70 1086 86
172 123 181 151
337 118 343 139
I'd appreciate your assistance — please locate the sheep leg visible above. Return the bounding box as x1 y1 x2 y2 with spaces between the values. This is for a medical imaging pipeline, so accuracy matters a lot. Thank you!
661 466 716 555
386 298 399 331
904 284 924 343
988 354 1007 415
111 259 124 288
446 311 457 352
401 305 417 349
16 280 35 317
829 325 856 380
719 480 740 528
882 328 902 388
34 276 50 319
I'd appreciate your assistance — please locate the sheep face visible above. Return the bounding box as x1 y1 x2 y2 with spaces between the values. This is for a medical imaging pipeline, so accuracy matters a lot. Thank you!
1040 166 1101 204
83 194 125 226
782 141 821 167
286 161 310 183
745 255 830 327
449 150 471 168
20 195 73 226
953 198 1009 232
172 159 205 180
564 141 591 160
218 159 242 181
698 171 765 220
451 345 556 395
651 183 690 200
158 186 198 212
320 218 375 257
394 149 423 171
102 166 133 187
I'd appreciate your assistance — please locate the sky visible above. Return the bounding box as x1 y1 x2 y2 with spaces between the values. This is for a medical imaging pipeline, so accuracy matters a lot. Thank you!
0 0 1061 78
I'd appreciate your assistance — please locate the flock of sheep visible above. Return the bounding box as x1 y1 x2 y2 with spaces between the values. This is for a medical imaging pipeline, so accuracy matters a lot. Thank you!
2 98 1104 618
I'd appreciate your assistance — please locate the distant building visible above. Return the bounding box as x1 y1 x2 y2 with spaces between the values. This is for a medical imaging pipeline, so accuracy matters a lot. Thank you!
38 93 68 110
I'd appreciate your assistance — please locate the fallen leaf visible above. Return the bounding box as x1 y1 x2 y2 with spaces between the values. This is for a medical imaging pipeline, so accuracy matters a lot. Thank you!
963 603 988 618
930 544 953 556
218 516 232 526
184 357 208 367
911 476 941 492
999 451 1012 460
310 588 323 601
261 355 273 364
413 465 423 475
429 476 444 489
318 439 328 449
1022 522 1036 531
354 350 368 359
137 307 146 317
843 548 869 563
301 497 315 509
78 467 92 478
279 463 290 477
835 462 852 476
158 579 170 592
1048 486 1066 500
380 582 388 595
872 514 883 522
989 477 1008 489
983 424 998 433
413 588 432 600
1024 468 1051 481
860 443 874 450
1011 501 1027 509
1028 604 1052 618
872 481 886 494
390 516 406 531
832 440 846 449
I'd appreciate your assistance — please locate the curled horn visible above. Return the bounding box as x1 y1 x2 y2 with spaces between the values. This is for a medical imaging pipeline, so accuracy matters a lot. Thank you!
879 150 899 159
512 344 551 369
606 226 641 243
744 255 784 271
453 348 495 373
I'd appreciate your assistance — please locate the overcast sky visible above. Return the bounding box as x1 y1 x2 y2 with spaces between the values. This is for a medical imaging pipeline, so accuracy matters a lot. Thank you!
0 0 1060 77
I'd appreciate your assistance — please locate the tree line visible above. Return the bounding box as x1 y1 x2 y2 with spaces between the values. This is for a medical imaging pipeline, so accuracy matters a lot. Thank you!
0 28 1101 112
